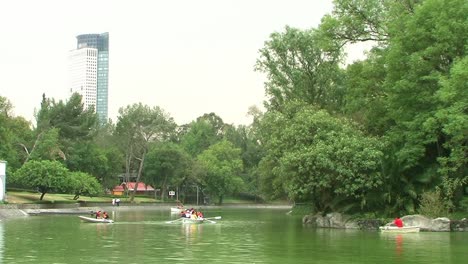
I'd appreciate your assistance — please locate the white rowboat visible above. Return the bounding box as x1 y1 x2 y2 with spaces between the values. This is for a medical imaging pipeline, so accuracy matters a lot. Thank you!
79 215 114 223
182 218 205 224
379 226 420 233
171 207 184 213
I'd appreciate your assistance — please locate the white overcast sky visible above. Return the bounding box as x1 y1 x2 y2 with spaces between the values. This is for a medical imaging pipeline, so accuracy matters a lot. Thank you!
0 0 366 126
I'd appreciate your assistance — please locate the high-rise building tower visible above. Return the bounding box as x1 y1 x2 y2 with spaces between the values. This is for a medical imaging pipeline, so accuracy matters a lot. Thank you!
69 32 109 123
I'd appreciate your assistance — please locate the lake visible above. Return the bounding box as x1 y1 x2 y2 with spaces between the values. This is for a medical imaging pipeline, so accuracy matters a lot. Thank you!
0 207 466 263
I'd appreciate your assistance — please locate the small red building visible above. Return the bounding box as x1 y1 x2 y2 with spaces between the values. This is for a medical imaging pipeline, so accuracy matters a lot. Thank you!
112 182 155 196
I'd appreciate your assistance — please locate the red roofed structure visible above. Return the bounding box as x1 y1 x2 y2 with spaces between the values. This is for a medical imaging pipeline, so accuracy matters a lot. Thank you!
112 182 155 196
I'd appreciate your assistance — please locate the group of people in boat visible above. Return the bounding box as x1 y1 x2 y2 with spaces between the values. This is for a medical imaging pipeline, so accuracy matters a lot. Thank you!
94 210 110 219
180 208 204 219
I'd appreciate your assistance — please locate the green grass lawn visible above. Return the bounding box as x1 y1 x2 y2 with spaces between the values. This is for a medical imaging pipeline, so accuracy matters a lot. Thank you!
4 190 159 204
4 190 286 205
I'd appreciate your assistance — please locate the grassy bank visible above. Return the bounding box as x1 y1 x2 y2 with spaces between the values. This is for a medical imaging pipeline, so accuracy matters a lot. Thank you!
4 190 158 205
4 190 275 205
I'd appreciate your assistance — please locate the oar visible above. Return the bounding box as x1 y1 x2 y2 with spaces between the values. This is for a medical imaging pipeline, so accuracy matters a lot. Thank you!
203 216 222 224
204 216 222 220
166 218 184 224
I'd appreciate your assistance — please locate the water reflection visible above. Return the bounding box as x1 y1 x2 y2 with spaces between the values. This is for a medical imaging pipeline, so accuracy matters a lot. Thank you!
182 223 203 242
395 234 403 258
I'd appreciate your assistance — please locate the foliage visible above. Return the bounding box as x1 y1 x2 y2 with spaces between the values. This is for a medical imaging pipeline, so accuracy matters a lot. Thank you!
11 160 70 200
255 26 345 113
67 171 103 200
27 128 63 161
0 96 33 169
197 140 244 204
143 142 192 200
115 103 176 201
178 112 229 158
418 189 448 218
258 101 384 212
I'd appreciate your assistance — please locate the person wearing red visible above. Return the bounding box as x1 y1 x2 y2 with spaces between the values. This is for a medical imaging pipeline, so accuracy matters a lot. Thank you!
394 217 403 228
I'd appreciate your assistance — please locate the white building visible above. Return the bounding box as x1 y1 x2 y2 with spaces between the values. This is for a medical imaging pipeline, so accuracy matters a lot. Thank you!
68 47 98 111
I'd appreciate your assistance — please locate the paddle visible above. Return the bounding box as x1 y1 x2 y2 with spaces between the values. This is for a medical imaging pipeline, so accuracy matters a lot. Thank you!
166 218 184 224
204 216 222 220
204 216 222 224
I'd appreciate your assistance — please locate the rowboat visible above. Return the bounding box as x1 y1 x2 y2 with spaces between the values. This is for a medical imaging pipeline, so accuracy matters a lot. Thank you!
170 207 184 213
79 215 114 224
182 218 205 224
379 226 420 233
166 216 221 224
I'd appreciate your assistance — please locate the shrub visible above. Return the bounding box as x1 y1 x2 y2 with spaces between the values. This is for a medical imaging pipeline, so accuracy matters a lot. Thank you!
418 190 448 218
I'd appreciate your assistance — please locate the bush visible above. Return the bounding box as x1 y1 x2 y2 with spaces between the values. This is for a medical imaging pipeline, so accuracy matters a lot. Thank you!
418 190 448 218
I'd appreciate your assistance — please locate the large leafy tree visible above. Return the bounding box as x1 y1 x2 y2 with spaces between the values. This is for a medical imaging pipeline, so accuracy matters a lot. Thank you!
255 26 344 113
67 171 102 200
258 101 384 212
381 0 467 210
30 93 98 165
435 57 468 207
0 96 33 169
143 142 192 200
115 103 176 202
179 113 225 157
11 160 70 200
318 0 467 213
66 142 122 189
224 124 264 197
197 140 244 205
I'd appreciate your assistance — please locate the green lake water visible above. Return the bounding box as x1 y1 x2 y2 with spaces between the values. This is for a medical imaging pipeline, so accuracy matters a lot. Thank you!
0 207 466 263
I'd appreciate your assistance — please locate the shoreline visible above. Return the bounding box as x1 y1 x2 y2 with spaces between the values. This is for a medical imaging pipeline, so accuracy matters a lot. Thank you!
0 203 293 220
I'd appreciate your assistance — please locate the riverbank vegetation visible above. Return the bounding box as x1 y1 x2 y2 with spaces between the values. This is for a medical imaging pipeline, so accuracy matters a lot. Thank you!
1 0 467 217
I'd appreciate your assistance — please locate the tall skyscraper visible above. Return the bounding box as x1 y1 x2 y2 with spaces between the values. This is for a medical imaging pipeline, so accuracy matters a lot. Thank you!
69 32 109 123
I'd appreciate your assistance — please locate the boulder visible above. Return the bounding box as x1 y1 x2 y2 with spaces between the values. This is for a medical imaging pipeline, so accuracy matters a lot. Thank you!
430 217 451 232
450 218 468 231
400 215 432 231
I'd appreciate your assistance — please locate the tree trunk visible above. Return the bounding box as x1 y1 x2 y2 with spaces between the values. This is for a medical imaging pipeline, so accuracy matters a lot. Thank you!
160 172 168 201
124 146 132 197
130 152 146 202
40 192 46 200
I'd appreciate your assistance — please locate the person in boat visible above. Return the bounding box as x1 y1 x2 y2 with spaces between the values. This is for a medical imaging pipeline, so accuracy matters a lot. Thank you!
184 209 192 218
191 211 199 219
102 212 109 219
196 211 204 219
176 200 184 209
95 210 102 219
394 216 403 228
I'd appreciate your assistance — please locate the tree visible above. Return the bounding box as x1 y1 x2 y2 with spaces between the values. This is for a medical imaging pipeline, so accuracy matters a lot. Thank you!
67 171 102 200
29 93 98 168
258 101 384 212
197 140 244 205
65 142 122 189
0 96 33 169
179 114 225 157
381 0 468 210
143 142 192 200
435 57 468 208
26 128 64 162
11 160 69 200
319 0 391 45
115 103 176 202
255 26 344 113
